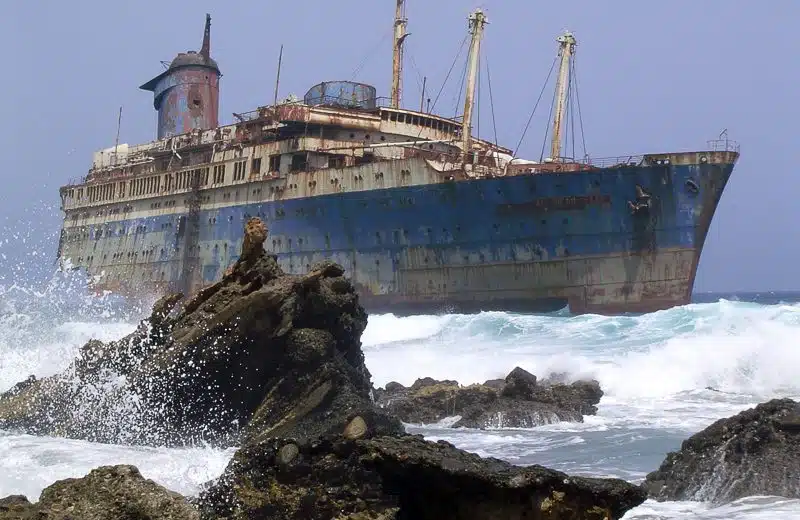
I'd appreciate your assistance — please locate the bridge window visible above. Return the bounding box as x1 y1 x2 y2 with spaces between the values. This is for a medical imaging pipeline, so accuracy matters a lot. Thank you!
290 153 307 172
355 152 375 166
213 164 226 183
233 160 247 181
328 154 346 168
268 155 280 172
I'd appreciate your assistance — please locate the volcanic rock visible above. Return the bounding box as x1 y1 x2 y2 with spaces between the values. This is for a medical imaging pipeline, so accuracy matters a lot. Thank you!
644 398 800 504
0 465 198 520
373 367 603 428
197 434 646 520
0 218 646 519
0 217 403 447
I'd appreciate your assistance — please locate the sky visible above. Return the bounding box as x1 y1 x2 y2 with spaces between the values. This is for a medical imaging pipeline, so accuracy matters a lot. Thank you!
2 0 799 292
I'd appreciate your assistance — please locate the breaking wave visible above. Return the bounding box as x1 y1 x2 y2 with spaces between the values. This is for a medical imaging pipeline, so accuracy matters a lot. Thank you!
1 275 799 517
364 300 800 418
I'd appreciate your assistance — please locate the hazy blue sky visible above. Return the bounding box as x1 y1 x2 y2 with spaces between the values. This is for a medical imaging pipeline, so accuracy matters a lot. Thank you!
3 1 798 292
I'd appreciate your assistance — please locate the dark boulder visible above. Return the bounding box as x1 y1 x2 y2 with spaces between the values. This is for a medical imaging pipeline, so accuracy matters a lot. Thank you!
374 367 603 428
0 496 32 520
410 377 459 390
0 465 198 520
197 433 646 520
482 378 505 390
384 381 406 393
644 398 800 504
501 366 538 400
0 217 403 447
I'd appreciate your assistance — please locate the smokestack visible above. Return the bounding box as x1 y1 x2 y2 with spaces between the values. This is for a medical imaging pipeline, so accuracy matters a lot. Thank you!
140 12 221 139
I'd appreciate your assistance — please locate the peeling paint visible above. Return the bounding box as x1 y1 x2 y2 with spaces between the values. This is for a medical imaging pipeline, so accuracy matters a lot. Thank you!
58 152 737 316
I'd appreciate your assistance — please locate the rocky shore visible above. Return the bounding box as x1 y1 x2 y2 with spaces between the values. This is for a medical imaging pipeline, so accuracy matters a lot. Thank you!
373 368 603 428
0 217 403 448
2 218 797 516
0 217 650 519
0 465 199 520
644 398 800 505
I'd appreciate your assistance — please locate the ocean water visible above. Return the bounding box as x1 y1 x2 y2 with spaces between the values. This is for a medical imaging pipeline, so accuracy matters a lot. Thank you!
1 274 799 519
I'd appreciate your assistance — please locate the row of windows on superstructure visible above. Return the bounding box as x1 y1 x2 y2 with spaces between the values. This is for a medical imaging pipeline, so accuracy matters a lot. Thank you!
68 144 402 207
73 172 607 211
65 151 288 205
381 110 460 135
72 159 253 205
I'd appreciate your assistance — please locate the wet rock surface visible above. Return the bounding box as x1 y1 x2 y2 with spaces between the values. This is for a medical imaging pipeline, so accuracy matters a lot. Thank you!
373 367 603 428
0 218 646 519
197 434 646 520
0 217 401 447
0 465 198 520
644 398 800 505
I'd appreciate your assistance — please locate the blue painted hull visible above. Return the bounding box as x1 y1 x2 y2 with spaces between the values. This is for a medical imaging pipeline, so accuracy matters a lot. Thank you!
59 156 734 315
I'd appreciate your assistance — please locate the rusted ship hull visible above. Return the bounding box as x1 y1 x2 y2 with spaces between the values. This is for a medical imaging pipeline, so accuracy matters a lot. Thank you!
57 150 736 316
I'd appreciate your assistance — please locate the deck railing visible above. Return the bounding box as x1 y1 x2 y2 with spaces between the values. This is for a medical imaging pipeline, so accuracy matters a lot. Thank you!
583 155 645 168
706 138 740 153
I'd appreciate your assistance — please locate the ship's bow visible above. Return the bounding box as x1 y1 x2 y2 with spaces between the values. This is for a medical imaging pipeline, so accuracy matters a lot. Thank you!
577 148 739 315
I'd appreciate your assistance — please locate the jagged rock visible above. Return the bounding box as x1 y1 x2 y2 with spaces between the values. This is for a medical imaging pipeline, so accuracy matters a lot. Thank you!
0 218 403 447
374 367 603 428
643 398 800 505
197 434 646 520
240 216 268 260
0 219 646 519
0 465 198 520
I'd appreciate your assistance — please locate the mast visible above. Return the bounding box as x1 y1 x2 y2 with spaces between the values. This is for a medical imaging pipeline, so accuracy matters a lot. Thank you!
390 0 408 108
462 8 488 171
549 31 576 162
